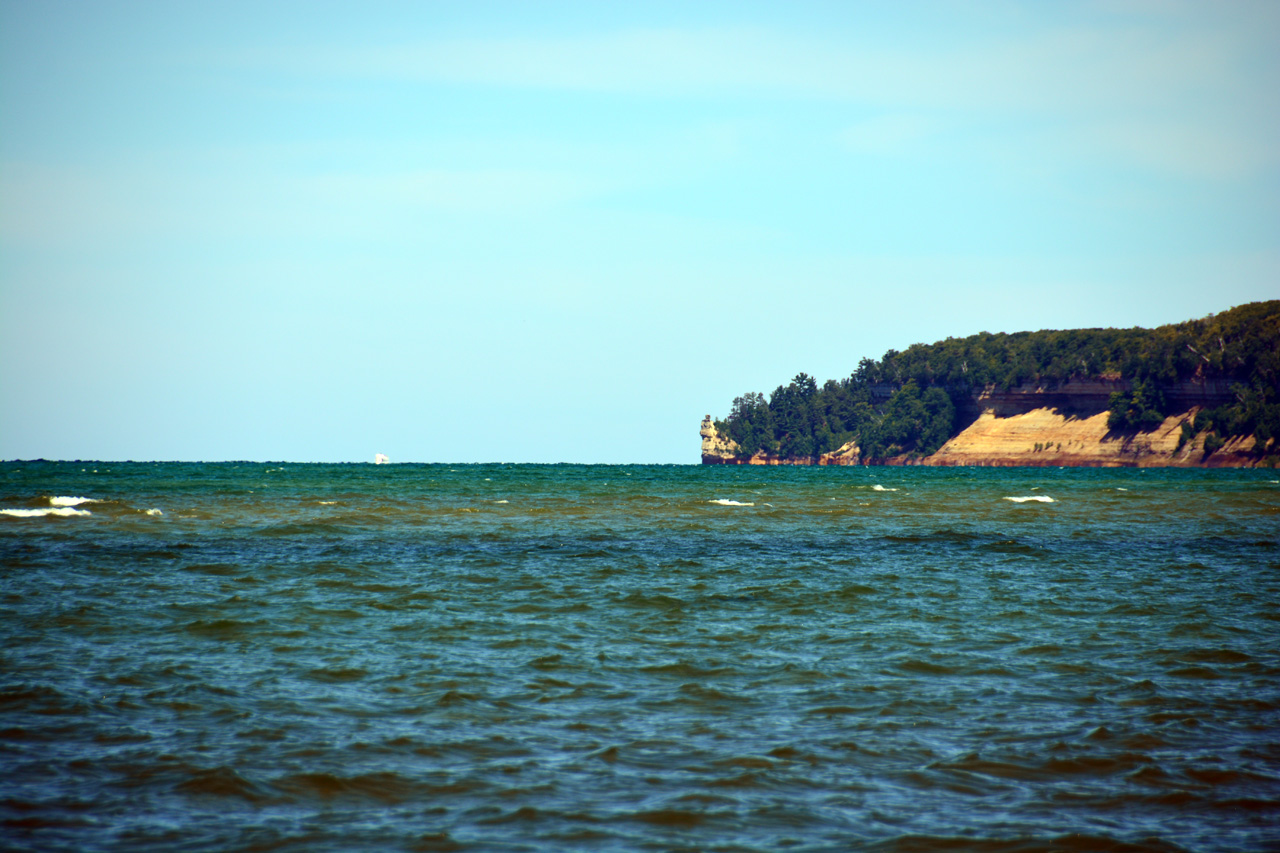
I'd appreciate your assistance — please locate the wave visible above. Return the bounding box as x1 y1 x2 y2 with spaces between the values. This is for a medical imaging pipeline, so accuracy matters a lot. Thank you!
862 833 1189 852
50 496 100 507
1 496 161 518
709 499 754 506
272 770 425 805
1004 496 1055 503
2 507 91 517
175 765 275 805
3 495 102 517
871 485 899 492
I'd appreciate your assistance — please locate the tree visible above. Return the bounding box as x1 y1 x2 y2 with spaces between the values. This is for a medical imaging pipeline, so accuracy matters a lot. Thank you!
918 386 957 453
1107 379 1167 432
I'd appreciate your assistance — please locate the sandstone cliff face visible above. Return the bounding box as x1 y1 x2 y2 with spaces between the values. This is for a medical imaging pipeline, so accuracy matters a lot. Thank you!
919 406 1259 468
920 382 1263 467
700 415 740 462
701 385 1268 468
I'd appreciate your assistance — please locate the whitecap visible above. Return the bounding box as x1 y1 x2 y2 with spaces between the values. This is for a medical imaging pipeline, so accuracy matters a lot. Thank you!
145 508 163 516
494 499 509 504
3 507 92 517
50 496 99 507
318 500 337 505
709 499 754 507
1004 496 1055 503
871 485 898 492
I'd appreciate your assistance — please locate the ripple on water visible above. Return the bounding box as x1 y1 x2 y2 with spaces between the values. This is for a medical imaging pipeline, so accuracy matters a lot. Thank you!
2 463 1278 852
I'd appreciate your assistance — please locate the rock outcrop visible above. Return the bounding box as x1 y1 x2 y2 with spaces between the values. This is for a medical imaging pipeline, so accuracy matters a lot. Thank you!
701 383 1270 468
919 406 1258 467
700 415 741 462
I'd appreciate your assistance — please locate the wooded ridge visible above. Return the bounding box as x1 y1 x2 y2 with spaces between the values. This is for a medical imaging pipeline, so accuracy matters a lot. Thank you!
706 301 1279 467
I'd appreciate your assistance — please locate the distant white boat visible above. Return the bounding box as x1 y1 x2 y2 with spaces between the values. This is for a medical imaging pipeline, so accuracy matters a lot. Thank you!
375 453 390 465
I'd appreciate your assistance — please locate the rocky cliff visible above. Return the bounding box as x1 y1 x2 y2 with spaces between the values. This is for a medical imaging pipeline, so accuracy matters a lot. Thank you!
918 405 1259 468
704 301 1278 468
701 384 1269 468
700 415 740 460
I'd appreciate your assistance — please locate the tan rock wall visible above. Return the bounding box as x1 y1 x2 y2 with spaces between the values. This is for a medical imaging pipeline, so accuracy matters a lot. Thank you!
700 415 740 463
700 406 1266 468
923 407 1260 467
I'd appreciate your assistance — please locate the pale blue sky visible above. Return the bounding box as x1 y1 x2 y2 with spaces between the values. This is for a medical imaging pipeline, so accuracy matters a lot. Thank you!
2 1 1277 462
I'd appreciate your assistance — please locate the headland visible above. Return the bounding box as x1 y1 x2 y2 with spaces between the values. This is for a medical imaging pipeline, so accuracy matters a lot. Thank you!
703 301 1278 468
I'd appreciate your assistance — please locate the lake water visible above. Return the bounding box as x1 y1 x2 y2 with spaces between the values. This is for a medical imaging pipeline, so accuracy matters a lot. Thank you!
2 462 1278 852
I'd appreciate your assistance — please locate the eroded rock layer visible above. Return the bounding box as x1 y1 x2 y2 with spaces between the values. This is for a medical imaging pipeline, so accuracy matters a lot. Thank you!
921 407 1257 468
701 395 1267 468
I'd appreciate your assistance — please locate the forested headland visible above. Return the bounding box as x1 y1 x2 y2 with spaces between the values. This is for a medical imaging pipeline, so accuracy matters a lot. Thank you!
712 301 1280 464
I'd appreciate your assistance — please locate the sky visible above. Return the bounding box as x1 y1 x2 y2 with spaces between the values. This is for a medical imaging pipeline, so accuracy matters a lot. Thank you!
2 1 1277 463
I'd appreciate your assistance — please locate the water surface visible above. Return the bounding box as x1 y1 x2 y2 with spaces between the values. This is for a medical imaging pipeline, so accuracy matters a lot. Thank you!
2 462 1278 851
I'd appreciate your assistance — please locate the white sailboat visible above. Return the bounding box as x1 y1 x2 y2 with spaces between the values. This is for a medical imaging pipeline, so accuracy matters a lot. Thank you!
374 453 390 465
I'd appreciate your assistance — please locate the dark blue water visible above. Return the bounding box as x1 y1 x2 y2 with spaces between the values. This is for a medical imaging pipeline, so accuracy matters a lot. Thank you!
2 462 1278 851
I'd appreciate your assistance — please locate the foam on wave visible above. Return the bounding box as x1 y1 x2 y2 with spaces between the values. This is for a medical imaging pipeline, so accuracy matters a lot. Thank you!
3 507 92 518
1004 496 1055 503
1 496 162 518
50 496 99 507
709 499 754 507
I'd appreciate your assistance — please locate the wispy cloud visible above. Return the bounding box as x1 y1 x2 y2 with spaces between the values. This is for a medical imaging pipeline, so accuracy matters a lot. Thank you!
279 12 1268 110
235 9 1277 182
